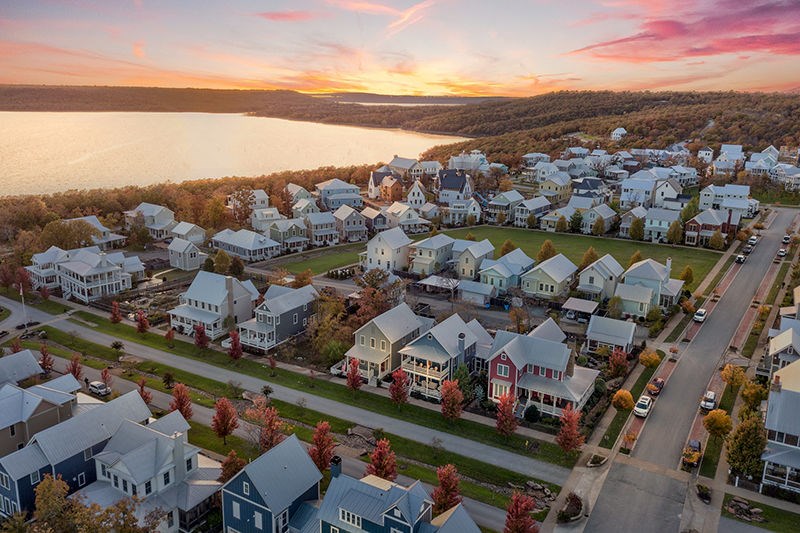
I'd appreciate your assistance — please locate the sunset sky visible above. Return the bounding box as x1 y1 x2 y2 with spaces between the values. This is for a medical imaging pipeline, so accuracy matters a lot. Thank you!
2 0 799 96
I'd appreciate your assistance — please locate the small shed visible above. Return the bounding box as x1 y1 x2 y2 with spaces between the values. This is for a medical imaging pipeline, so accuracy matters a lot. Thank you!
417 275 460 294
562 297 598 322
458 280 497 307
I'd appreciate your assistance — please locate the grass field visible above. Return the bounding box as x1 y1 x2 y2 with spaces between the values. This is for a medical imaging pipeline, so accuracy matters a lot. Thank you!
722 493 800 532
281 243 365 274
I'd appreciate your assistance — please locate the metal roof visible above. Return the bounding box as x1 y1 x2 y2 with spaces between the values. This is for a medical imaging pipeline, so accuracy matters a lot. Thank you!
527 253 577 284
0 350 43 385
586 315 636 345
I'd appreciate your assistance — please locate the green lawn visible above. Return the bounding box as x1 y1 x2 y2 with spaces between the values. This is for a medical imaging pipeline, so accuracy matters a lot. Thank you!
722 493 800 532
0 306 9 322
282 243 365 274
752 189 800 206
766 262 791 305
699 383 740 478
0 287 73 315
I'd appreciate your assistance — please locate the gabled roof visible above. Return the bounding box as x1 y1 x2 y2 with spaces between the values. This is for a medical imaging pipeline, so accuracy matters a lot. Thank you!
625 258 668 281
614 283 653 303
389 156 419 170
286 183 308 197
526 253 577 284
400 314 477 364
591 203 617 220
489 190 523 206
622 206 648 220
171 221 203 237
361 206 385 220
316 178 356 191
518 196 550 211
305 211 336 226
0 384 48 428
374 227 412 249
438 170 470 192
168 237 197 253
586 315 636 346
260 284 318 315
489 330 571 370
270 218 307 232
129 202 171 218
567 195 596 211
293 198 317 211
770 328 800 356
583 254 624 279
0 350 43 385
479 248 534 278
431 503 481 533
366 303 429 343
414 234 455 250
463 239 494 258
458 280 496 296
212 229 279 251
527 317 567 343
544 172 571 187
183 271 259 306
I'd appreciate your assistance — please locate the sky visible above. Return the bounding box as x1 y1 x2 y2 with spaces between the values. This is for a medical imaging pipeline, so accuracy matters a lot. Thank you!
1 0 800 96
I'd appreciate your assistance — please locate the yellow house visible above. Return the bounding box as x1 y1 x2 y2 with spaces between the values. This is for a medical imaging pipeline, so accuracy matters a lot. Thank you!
540 172 572 204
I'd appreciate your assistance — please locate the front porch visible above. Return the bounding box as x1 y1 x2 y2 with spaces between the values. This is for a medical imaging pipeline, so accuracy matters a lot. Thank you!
402 357 451 400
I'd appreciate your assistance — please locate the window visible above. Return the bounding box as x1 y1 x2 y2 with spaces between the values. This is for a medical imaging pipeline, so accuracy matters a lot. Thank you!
84 447 93 461
30 471 40 485
370 338 376 348
9 425 15 437
186 458 193 472
380 340 387 352
243 481 250 496
145 481 152 495
497 364 509 378
255 511 263 530
0 473 8 490
339 509 362 529
293 313 298 325
122 479 128 493
163 471 171 486
232 501 240 519
167 510 174 528
113 474 119 488
131 484 137 496
493 382 509 399
78 473 85 487
588 275 595 285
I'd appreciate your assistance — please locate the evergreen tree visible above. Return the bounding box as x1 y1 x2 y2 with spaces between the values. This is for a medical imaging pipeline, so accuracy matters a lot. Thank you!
569 211 583 233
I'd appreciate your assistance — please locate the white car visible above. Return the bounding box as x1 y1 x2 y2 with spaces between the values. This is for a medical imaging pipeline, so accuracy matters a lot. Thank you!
748 236 758 246
783 235 791 244
88 380 111 396
633 395 653 418
693 309 708 323
700 390 717 411
778 249 788 258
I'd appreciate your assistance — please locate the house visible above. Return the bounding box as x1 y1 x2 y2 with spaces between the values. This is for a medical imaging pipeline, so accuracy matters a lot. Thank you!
168 271 259 340
436 169 473 205
698 147 714 164
539 206 573 232
662 194 693 212
384 202 430 234
620 177 656 209
251 207 286 233
419 202 439 221
380 176 404 202
286 183 313 205
441 199 481 226
711 160 736 177
644 207 681 242
700 184 752 218
228 189 270 211
292 198 320 219
487 326 599 416
521 254 578 300
420 160 443 178
522 152 550 169
333 205 367 243
238 285 318 353
618 258 684 314
585 315 636 355
360 227 413 272
479 248 535 293
514 196 551 227
581 204 616 234
611 127 627 141
670 165 699 187
269 218 309 253
540 173 572 204
388 155 423 181
577 254 624 301
315 178 362 210
410 234 455 276
222 435 321 533
406 181 427 208
0 392 151 519
761 329 800 382
76 410 222 532
168 238 207 271
618 206 647 238
211 229 280 262
0 350 43 387
562 147 590 159
684 209 740 247
26 245 95 291
531 161 558 182
652 179 682 208
124 202 177 240
457 239 494 280
400 314 477 399
168 222 206 246
62 216 125 250
343 303 434 382
761 363 800 494
361 207 389 233
572 178 612 203
458 280 496 307
718 143 745 162
486 190 524 224
448 150 490 174
305 212 340 247
368 170 395 199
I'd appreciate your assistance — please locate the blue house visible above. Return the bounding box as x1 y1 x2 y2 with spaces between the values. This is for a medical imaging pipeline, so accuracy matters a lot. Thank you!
222 435 322 533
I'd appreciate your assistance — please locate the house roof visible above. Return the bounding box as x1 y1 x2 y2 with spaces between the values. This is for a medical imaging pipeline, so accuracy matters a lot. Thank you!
614 283 653 304
586 315 636 346
527 317 567 343
270 218 307 232
625 258 669 281
168 237 197 253
466 319 494 361
0 384 48 429
519 196 550 211
171 221 203 237
366 303 430 344
458 280 495 297
591 203 617 220
544 172 571 187
0 350 43 385
129 202 171 218
333 204 362 221
389 156 419 170
374 227 412 249
293 198 317 212
463 239 494 259
584 254 624 279
527 253 577 284
0 442 49 480
212 229 279 251
623 206 648 220
260 284 318 316
438 170 470 192
770 328 800 356
479 248 534 278
182 270 259 306
489 330 571 370
567 195 596 211
286 183 308 197
305 211 336 226
32 373 81 394
316 178 356 191
562 297 598 314
431 503 481 533
766 361 800 438
645 208 680 224
489 190 524 206
414 234 455 250
361 207 385 220
399 314 477 364
516 365 599 403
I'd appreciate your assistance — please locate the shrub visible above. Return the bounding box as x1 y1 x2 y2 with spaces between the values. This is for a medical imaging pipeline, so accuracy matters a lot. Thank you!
523 404 540 423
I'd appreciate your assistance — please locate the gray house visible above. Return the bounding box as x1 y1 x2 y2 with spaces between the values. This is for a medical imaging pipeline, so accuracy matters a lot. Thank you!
585 315 636 355
762 362 800 494
238 284 318 353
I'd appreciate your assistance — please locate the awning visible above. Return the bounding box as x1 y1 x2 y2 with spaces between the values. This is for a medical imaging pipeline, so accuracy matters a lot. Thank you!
562 297 599 314
417 275 460 290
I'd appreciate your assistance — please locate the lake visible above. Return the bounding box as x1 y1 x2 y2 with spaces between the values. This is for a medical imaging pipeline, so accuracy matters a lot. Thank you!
0 112 465 196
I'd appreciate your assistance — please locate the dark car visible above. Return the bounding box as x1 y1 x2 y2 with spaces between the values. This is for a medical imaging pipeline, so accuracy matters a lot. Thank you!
15 323 26 330
0 330 8 339
735 255 746 264
647 377 665 396
26 321 41 328
742 245 753 255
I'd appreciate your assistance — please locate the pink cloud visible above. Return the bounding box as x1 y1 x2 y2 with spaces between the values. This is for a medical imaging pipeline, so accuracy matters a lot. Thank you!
327 0 436 35
254 10 318 22
132 41 145 58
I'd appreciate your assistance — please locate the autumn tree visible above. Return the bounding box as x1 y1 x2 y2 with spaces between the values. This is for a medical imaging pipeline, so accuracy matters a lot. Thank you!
308 421 336 471
389 368 410 408
628 250 643 267
629 217 645 241
66 354 83 381
229 188 256 227
666 220 683 244
228 330 243 362
465 231 476 240
709 229 725 250
135 309 149 334
346 358 363 395
526 213 537 229
556 403 585 454
638 350 660 368
509 307 528 333
292 268 314 288
229 256 245 276
100 367 114 388
612 389 634 411
721 364 746 389
569 211 583 233
681 196 700 222
137 377 152 404
366 438 398 481
245 397 286 452
10 338 21 353
33 474 79 532
193 324 210 349
212 397 239 444
39 343 54 376
109 300 122 324
591 216 605 236
609 347 628 378
496 392 518 438
703 409 732 442
431 464 462 515
579 246 599 270
499 239 517 256
555 215 568 232
218 450 247 483
537 239 557 263
213 249 232 274
497 212 507 225
504 492 539 533
164 327 175 348
39 219 100 250
741 380 767 411
170 383 193 420
678 265 694 287
440 380 464 422
726 415 767 478
466 214 477 226
38 285 50 301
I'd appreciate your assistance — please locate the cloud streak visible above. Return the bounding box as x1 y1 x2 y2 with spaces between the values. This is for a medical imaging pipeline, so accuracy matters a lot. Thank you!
254 10 319 22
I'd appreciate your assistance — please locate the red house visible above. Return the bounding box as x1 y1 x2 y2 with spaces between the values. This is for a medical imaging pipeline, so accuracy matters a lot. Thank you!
684 208 741 247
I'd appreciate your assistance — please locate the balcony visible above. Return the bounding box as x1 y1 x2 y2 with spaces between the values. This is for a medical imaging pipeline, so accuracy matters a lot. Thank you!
402 361 448 380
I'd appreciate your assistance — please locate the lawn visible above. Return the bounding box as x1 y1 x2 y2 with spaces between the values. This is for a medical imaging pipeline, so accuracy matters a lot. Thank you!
752 189 800 206
703 254 737 297
0 305 9 322
699 383 740 478
0 287 73 315
281 243 365 274
722 493 800 532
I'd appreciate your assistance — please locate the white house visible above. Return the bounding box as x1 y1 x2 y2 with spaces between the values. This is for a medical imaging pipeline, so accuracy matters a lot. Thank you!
169 221 206 245
698 147 714 164
441 199 481 226
168 238 207 271
644 208 681 242
486 190 524 224
250 207 285 232
124 202 177 240
514 196 551 227
448 150 490 174
619 177 656 209
384 202 430 234
700 184 754 218
652 179 682 208
581 203 617 234
286 183 313 205
410 234 455 276
292 198 320 219
406 181 427 208
611 127 627 141
436 170 473 205
457 239 495 280
585 315 636 355
315 178 362 210
521 254 578 300
577 254 624 301
210 229 280 262
388 155 424 181
360 227 413 272
616 258 685 316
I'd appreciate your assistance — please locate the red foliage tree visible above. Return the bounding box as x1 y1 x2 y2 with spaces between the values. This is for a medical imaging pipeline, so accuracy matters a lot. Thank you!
555 403 585 454
366 438 397 481
15 267 31 293
245 397 285 452
10 338 22 353
228 330 243 362
39 343 54 375
66 354 83 381
169 383 193 420
211 397 239 444
135 310 149 335
100 367 113 388
164 327 175 347
136 377 152 405
431 464 462 515
39 286 50 301
504 492 539 533
389 368 410 408
308 421 336 471
193 324 209 349
346 358 362 395
440 380 464 422
268 355 277 376
609 347 628 378
218 450 247 483
109 301 122 324
496 392 518 437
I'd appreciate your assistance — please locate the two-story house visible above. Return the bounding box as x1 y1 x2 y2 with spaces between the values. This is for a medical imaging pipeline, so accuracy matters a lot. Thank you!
368 170 396 199
652 178 682 208
361 207 389 234
169 222 206 246
383 202 430 234
380 176 404 202
441 199 481 226
228 189 270 212
406 181 427 208
577 254 624 301
585 315 636 355
343 303 434 382
644 207 681 243
410 234 455 276
251 208 286 233
211 229 280 262
520 253 578 300
684 209 740 247
700 184 755 219
292 198 320 219
618 206 648 239
761 364 800 494
168 271 260 340
360 227 413 272
581 204 617 235
0 350 44 387
513 196 551 227
168 238 207 271
286 183 313 205
539 173 572 204
269 218 309 253
315 178 362 210
304 212 340 247
333 205 367 243
436 170 473 205
124 202 177 240
457 239 494 280
50 248 144 304
531 161 558 183
619 177 656 209
615 258 684 317
388 155 424 181
238 284 318 353
479 248 535 293
63 216 125 250
486 190 524 224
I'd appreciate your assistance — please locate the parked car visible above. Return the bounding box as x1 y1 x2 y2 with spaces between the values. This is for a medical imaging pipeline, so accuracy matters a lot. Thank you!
682 440 703 467
742 245 753 255
633 395 653 418
783 235 791 244
647 377 665 396
88 380 111 396
735 255 746 264
15 323 26 330
693 309 708 323
700 390 717 411
0 330 8 339
778 249 787 258
748 235 758 246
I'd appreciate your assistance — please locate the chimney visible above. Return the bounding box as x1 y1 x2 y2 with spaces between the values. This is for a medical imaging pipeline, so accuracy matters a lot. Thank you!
772 374 782 392
225 275 235 322
458 332 466 355
172 431 188 484
330 455 342 478
665 257 672 278
566 351 575 377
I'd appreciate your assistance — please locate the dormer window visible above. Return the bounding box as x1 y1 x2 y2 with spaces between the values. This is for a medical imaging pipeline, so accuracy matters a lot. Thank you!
339 509 362 528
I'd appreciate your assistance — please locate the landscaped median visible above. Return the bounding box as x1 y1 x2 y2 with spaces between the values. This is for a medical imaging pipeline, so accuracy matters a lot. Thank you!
698 383 740 478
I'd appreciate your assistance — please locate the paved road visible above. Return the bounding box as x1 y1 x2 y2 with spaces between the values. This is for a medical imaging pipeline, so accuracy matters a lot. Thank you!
0 296 571 487
587 207 795 533
718 516 767 532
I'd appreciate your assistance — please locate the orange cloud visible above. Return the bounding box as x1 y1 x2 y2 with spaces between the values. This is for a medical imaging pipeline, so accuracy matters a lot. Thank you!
132 41 145 58
254 10 319 22
327 0 436 34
